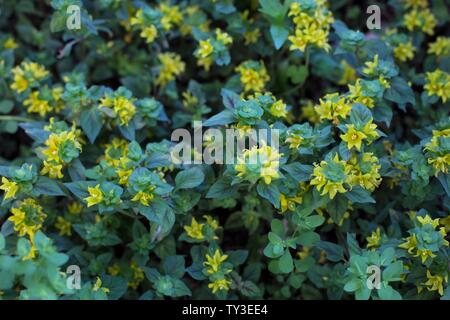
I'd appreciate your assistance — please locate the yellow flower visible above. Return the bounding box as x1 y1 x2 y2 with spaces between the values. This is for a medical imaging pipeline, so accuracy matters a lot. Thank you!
155 52 185 87
394 41 415 62
362 54 379 76
287 1 333 52
399 234 417 254
215 29 233 45
128 260 145 290
55 216 72 236
4 37 18 49
424 128 450 174
404 8 436 35
93 277 110 294
235 61 270 93
85 184 104 207
269 99 288 118
131 190 155 206
235 145 282 185
423 270 447 296
366 228 381 249
203 215 219 230
280 193 302 213
67 202 83 215
314 94 352 123
139 25 158 44
8 199 46 237
40 160 63 179
338 60 356 85
197 39 214 58
99 95 136 126
184 217 205 240
108 264 121 276
428 37 450 57
244 28 260 45
310 154 349 199
204 249 228 275
340 125 367 151
182 91 199 109
159 3 183 30
424 69 450 103
347 79 375 108
347 153 382 191
208 278 231 294
0 177 19 200
417 215 440 228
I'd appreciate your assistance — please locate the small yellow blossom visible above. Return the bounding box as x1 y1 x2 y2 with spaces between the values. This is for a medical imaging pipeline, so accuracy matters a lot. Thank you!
204 249 228 275
208 278 231 294
0 177 19 200
85 184 104 207
55 216 72 236
184 217 205 240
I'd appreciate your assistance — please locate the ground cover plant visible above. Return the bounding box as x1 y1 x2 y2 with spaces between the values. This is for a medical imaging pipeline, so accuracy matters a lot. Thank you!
0 0 449 300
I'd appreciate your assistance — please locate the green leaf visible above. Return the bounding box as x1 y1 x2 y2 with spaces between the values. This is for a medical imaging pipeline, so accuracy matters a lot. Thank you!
270 24 289 49
350 103 372 126
163 255 185 279
345 186 375 204
278 250 293 274
378 284 402 300
315 241 345 262
385 77 415 107
203 110 236 126
0 100 14 114
175 167 205 189
326 195 348 224
256 182 280 208
382 261 403 282
206 177 238 199
80 108 102 144
282 163 313 182
32 177 65 196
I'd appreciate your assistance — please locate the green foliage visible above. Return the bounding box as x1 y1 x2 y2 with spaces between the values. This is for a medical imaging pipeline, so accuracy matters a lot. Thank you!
0 0 449 301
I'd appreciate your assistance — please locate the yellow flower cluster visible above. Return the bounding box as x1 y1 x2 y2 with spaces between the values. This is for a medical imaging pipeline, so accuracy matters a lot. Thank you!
310 154 349 199
347 153 382 191
399 215 449 263
428 37 450 57
184 216 219 241
85 184 104 207
340 121 379 151
314 93 352 124
204 249 232 293
40 125 83 179
287 1 334 52
424 128 450 174
403 7 437 35
8 199 47 260
23 86 64 117
195 29 233 71
155 52 185 87
424 69 450 103
128 260 145 290
393 41 415 62
10 61 49 94
99 93 136 126
423 270 448 296
366 227 382 249
235 145 282 185
0 177 19 200
159 3 183 31
130 9 158 44
235 61 270 93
